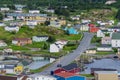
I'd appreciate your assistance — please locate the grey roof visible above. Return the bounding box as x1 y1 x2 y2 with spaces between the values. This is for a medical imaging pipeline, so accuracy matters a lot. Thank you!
6 13 47 17
112 33 120 39
99 44 111 48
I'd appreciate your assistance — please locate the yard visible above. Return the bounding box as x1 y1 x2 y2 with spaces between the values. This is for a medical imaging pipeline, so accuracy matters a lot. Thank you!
96 51 114 55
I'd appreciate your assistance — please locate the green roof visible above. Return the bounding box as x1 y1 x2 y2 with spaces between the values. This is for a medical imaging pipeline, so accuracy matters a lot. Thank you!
112 33 120 39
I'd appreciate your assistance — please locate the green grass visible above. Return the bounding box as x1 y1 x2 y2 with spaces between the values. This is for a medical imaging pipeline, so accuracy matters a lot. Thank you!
9 45 30 50
96 51 114 55
80 74 94 77
26 42 47 48
30 63 53 73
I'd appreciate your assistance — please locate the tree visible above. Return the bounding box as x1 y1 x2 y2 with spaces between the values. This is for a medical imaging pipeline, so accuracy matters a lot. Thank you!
0 13 3 20
44 21 50 26
116 9 120 20
47 36 56 43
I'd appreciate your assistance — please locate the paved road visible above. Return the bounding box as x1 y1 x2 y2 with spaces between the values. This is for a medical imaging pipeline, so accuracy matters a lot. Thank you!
31 32 94 76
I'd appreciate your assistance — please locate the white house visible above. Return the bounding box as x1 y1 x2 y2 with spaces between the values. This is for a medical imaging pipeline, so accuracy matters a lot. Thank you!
3 48 13 53
30 75 56 80
71 16 80 20
0 22 5 26
49 20 61 28
29 10 40 14
81 19 91 24
14 10 23 13
0 40 7 47
50 40 67 53
32 36 49 42
0 8 10 11
105 0 117 5
97 30 106 37
80 23 89 31
101 37 111 44
111 32 120 47
97 44 112 51
26 20 37 28
44 9 55 13
5 26 19 32
108 27 120 32
3 17 14 21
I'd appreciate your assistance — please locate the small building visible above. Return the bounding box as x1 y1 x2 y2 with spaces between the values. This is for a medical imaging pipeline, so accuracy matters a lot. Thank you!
101 37 111 44
67 27 79 35
50 40 67 53
105 0 116 5
94 71 118 80
5 26 19 32
97 44 112 51
49 20 61 28
0 8 10 11
54 71 86 80
33 75 57 80
0 40 7 47
0 22 6 26
111 32 120 47
12 38 32 46
108 27 120 32
89 27 99 33
85 49 96 55
32 36 49 42
81 19 91 24
29 10 40 14
44 8 55 13
97 30 106 37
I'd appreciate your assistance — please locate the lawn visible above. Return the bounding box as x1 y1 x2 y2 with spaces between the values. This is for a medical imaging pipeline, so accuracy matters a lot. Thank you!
80 74 94 77
9 45 30 50
96 51 114 55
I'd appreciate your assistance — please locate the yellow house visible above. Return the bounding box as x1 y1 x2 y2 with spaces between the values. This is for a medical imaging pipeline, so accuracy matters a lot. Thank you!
14 66 23 74
94 71 118 80
85 49 96 55
59 20 66 25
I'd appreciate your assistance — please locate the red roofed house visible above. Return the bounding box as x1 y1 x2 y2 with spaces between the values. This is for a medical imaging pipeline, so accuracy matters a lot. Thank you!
89 27 100 33
54 63 80 74
88 24 100 33
54 71 86 80
12 38 32 46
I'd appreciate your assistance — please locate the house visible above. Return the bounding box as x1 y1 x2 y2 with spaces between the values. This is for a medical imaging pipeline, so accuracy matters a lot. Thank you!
89 27 99 33
14 4 26 10
6 13 47 24
97 30 107 37
49 20 61 28
62 63 80 74
85 49 96 55
0 40 7 47
26 20 37 28
44 8 55 13
50 44 60 53
67 27 79 35
12 38 32 46
0 22 5 26
74 23 89 31
105 0 117 5
5 26 19 32
3 16 14 21
14 10 23 13
111 33 120 47
32 36 49 42
108 27 120 32
50 40 67 53
94 71 118 80
91 68 117 75
97 44 112 51
29 10 40 14
71 16 80 20
31 75 57 80
54 71 86 80
0 7 10 11
101 37 111 44
54 63 80 74
81 19 91 24
0 75 29 80
3 48 13 53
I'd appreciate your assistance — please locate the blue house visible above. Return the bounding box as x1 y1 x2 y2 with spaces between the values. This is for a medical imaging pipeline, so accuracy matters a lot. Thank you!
67 27 79 34
54 72 86 80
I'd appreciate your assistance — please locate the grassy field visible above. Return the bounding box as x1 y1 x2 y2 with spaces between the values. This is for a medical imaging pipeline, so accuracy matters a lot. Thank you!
96 51 114 55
